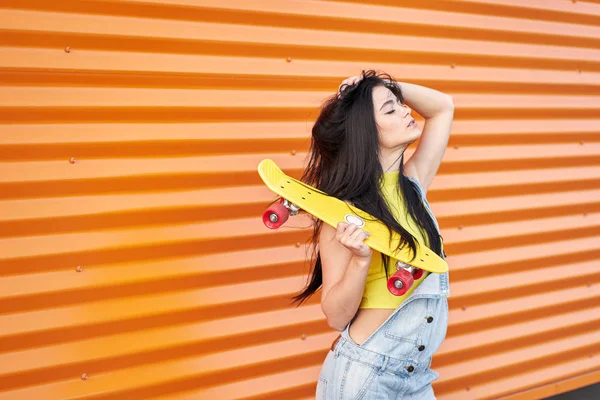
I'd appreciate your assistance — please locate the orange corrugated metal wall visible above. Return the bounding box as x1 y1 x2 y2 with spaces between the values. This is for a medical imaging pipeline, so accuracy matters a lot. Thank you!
1 0 599 399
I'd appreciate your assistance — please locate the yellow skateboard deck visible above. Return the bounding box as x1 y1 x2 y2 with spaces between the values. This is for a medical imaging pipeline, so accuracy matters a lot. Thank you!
258 159 448 275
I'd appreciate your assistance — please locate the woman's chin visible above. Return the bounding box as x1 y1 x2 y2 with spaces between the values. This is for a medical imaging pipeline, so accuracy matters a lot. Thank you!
408 126 422 140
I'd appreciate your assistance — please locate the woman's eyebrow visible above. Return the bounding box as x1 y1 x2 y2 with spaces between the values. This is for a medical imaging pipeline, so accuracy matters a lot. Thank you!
378 99 395 111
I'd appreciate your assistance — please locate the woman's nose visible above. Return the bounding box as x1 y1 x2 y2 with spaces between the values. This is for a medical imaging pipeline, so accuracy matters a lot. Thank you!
401 103 411 116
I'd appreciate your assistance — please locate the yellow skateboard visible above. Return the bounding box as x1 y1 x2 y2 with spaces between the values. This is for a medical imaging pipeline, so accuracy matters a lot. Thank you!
257 159 448 296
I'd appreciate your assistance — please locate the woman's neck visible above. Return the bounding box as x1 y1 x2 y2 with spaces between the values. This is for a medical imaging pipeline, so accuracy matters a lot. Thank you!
380 147 406 173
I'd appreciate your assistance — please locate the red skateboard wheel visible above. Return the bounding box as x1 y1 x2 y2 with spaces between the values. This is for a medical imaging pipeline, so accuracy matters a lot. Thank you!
262 202 289 229
387 268 415 296
413 268 424 280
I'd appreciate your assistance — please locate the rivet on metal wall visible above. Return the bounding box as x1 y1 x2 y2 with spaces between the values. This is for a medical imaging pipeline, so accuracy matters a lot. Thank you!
301 333 307 340
461 306 466 311
453 145 459 149
65 47 71 53
76 266 83 272
286 57 292 62
451 64 456 69
296 242 301 248
466 386 471 391
291 150 297 155
69 157 77 164
458 225 463 230
583 212 588 217
580 141 584 145
81 373 88 381
578 69 582 74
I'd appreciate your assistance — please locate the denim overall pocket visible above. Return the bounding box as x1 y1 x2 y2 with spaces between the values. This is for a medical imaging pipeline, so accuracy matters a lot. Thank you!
339 356 378 400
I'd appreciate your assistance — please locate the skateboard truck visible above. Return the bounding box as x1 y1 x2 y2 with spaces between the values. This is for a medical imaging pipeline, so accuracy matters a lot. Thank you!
282 199 300 216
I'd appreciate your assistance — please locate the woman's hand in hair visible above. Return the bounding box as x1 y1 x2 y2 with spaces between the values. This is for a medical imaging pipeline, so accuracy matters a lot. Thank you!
335 222 373 261
337 75 363 97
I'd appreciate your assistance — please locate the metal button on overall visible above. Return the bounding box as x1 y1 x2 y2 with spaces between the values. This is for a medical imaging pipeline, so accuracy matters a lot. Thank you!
418 345 425 351
407 366 415 373
427 316 434 323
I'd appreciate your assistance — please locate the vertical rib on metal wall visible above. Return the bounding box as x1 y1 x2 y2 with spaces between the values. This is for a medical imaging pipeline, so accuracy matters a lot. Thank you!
0 0 598 399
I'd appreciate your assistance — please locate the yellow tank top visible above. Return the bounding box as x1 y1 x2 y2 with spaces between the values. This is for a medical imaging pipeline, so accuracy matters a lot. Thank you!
358 171 434 309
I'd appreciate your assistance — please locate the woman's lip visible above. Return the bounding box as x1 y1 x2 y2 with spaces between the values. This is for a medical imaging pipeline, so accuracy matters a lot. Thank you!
407 119 415 127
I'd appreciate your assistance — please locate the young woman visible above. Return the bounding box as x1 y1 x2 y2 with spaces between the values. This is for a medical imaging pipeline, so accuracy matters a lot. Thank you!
293 70 454 399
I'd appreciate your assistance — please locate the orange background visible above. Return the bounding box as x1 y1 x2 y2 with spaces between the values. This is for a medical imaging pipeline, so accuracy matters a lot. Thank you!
0 0 599 399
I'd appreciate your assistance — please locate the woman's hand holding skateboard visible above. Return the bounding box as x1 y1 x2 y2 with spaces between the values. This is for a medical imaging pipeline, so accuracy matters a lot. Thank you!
335 222 372 262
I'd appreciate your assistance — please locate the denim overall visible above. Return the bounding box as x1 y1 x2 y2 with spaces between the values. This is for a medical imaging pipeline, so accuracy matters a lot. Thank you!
316 177 450 400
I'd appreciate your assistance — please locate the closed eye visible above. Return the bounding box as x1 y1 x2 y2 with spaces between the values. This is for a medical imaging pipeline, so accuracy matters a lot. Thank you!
385 109 396 115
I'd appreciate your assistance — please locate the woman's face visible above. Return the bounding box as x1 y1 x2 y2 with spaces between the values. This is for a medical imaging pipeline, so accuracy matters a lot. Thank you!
372 85 421 151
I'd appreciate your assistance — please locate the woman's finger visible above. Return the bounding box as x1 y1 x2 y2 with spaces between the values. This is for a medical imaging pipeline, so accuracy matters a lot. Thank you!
337 75 362 96
335 222 346 242
344 223 358 237
348 227 366 241
350 229 370 247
